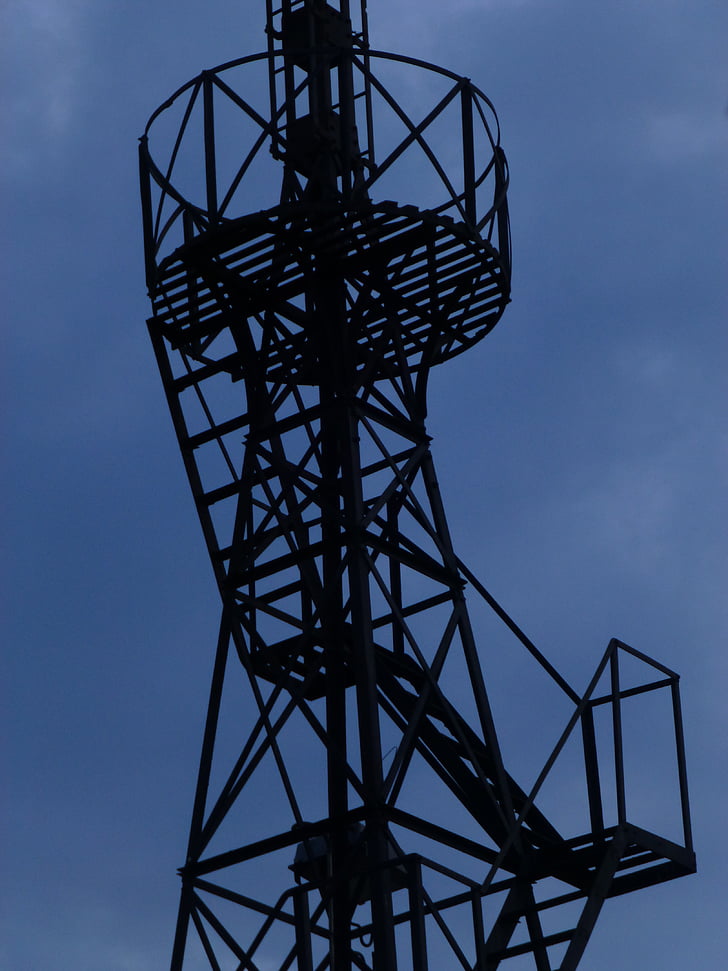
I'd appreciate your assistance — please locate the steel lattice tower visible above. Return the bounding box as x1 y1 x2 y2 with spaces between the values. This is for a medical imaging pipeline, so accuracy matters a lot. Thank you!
139 3 695 969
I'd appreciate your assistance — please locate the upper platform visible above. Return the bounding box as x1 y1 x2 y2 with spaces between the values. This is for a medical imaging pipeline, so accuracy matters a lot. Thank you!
140 48 511 377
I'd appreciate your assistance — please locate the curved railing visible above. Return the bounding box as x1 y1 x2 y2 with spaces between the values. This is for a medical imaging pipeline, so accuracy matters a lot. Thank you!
140 50 510 286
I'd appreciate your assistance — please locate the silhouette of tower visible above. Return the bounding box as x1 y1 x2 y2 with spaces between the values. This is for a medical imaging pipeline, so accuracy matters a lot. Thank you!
139 2 695 968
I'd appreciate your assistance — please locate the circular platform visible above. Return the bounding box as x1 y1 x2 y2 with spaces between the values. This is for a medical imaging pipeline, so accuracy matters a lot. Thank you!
152 200 510 382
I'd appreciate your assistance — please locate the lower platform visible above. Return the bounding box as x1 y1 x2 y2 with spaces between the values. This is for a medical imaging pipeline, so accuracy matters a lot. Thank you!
151 200 511 383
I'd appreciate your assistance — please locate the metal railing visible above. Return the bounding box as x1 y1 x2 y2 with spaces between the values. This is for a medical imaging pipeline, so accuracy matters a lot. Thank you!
140 50 509 287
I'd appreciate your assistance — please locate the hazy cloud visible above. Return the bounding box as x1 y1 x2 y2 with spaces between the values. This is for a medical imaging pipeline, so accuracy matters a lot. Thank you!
4 0 92 167
645 107 728 162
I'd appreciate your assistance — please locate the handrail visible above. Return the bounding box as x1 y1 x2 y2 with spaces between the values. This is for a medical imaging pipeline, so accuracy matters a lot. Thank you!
140 49 509 273
477 637 692 893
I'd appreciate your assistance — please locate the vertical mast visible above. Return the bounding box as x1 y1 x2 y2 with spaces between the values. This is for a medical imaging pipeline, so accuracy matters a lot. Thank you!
267 0 370 203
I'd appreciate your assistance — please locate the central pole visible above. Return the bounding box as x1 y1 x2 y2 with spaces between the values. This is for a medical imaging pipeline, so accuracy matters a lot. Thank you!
315 232 397 967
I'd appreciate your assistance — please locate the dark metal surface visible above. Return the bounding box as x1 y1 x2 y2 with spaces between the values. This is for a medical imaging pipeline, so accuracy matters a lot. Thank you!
140 2 694 968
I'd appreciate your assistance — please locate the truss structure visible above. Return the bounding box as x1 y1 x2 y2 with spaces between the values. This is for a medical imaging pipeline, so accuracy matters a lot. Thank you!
140 3 694 969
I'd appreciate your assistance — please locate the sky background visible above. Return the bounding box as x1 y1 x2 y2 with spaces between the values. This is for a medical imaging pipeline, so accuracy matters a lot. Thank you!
3 1 726 968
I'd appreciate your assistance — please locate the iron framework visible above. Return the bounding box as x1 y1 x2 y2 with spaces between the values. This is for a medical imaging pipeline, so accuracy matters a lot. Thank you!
140 2 695 969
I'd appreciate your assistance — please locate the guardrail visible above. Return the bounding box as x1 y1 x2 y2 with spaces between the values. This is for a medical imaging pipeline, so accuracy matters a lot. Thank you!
140 51 510 287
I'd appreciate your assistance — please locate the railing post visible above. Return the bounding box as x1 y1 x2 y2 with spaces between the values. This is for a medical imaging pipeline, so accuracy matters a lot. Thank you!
138 138 157 290
203 74 218 223
495 146 510 279
671 679 694 854
610 645 627 826
461 82 476 226
581 703 605 838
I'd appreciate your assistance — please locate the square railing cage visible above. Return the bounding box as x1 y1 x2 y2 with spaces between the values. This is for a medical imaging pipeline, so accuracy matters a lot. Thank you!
526 638 695 899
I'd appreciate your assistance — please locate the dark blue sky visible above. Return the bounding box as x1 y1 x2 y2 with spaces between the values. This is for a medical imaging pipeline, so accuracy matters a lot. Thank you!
4 1 726 967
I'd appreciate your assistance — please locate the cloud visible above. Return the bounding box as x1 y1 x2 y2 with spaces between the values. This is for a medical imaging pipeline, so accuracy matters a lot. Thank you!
368 0 540 54
577 455 681 577
571 335 727 590
644 107 728 162
3 1 92 169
